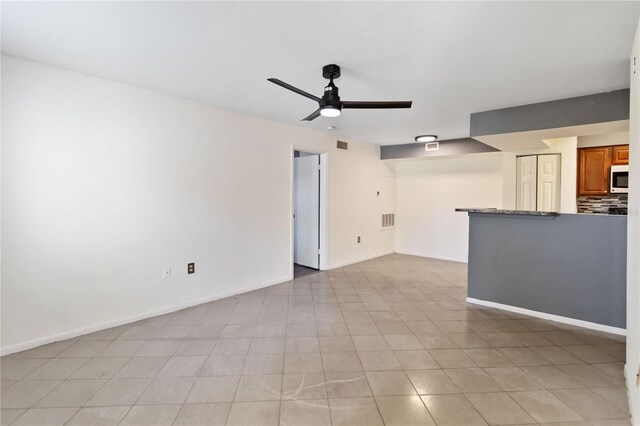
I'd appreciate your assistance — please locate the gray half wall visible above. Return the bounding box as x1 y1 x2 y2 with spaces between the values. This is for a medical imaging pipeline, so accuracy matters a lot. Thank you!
380 138 498 160
470 89 630 137
467 213 627 329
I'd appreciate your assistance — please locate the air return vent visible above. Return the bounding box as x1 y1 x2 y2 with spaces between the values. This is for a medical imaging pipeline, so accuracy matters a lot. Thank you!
381 213 395 228
337 140 349 150
425 142 439 152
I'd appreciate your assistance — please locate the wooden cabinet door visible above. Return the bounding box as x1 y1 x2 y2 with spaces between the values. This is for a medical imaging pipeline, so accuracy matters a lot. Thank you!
612 145 629 165
578 147 611 195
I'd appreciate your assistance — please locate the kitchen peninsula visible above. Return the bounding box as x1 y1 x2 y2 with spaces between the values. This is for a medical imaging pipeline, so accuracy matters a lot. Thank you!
457 208 627 333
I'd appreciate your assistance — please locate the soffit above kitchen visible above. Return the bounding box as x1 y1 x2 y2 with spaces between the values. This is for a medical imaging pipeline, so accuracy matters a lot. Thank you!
475 120 630 152
471 89 630 151
2 2 638 146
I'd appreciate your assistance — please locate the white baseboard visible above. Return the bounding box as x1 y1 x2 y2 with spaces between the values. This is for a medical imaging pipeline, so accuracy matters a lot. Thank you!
466 297 626 336
1 275 291 356
4 251 399 355
624 364 639 425
327 251 395 270
394 251 468 264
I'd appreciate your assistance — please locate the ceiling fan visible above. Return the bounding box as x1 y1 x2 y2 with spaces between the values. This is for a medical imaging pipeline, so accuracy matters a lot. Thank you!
268 64 413 121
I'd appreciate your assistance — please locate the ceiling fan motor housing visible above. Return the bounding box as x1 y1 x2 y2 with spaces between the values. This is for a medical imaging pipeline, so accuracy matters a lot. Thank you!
322 82 341 109
322 64 342 109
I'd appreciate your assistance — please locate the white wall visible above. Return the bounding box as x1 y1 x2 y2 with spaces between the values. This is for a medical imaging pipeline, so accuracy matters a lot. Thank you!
394 153 505 263
578 131 629 148
501 152 517 209
1 56 394 353
625 18 640 424
325 143 396 268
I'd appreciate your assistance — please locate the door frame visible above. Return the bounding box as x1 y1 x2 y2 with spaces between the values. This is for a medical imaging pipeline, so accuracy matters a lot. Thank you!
290 145 329 278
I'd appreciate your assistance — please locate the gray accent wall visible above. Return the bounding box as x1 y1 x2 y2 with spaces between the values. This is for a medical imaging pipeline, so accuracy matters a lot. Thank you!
470 89 630 137
380 138 498 160
467 213 627 329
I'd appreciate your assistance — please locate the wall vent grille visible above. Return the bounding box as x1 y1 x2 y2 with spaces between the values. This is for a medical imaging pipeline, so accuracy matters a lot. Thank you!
381 213 395 228
425 142 439 152
337 140 349 150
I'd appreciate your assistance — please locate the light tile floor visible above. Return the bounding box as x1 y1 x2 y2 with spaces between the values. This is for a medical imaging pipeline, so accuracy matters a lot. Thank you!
0 254 630 425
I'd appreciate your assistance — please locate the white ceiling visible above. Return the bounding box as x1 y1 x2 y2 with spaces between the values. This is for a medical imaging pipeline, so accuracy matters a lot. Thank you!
2 1 638 145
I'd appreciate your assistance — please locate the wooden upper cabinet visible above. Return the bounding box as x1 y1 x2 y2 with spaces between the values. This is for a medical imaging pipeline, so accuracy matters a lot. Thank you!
612 145 629 165
578 147 611 195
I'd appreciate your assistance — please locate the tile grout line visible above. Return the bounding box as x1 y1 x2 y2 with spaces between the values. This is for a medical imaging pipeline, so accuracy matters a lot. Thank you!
1 255 629 426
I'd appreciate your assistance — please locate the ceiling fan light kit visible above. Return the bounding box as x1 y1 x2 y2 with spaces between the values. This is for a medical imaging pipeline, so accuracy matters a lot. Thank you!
268 64 413 121
320 105 341 117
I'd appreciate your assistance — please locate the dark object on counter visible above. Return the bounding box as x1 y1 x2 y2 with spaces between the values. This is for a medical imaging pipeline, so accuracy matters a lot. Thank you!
609 207 628 215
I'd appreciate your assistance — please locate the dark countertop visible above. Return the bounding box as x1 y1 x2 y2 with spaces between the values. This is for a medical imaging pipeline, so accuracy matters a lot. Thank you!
455 208 559 217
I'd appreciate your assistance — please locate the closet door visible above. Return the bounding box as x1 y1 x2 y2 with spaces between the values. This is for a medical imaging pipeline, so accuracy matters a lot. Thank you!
294 154 320 269
537 154 561 212
516 156 537 211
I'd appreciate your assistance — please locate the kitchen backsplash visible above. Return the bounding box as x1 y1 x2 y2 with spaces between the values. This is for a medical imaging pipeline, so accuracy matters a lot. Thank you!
577 194 628 214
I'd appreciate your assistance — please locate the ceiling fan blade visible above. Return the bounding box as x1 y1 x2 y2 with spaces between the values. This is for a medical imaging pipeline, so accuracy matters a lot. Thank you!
342 101 413 109
301 109 321 121
267 78 321 103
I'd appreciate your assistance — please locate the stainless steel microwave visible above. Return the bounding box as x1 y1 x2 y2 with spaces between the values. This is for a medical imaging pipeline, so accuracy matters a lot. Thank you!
611 165 629 193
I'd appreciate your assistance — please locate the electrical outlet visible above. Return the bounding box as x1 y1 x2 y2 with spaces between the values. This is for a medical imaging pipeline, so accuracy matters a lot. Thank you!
188 263 195 274
163 266 171 279
357 236 361 243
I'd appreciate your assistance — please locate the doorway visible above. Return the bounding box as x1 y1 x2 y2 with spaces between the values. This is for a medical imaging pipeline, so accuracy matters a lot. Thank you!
293 150 321 278
516 154 561 212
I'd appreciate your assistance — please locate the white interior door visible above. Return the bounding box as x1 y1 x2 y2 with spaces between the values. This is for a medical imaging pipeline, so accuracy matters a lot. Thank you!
294 154 320 269
516 156 537 211
536 154 561 212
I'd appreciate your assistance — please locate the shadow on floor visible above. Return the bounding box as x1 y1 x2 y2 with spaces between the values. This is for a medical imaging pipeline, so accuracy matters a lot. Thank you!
294 263 318 279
